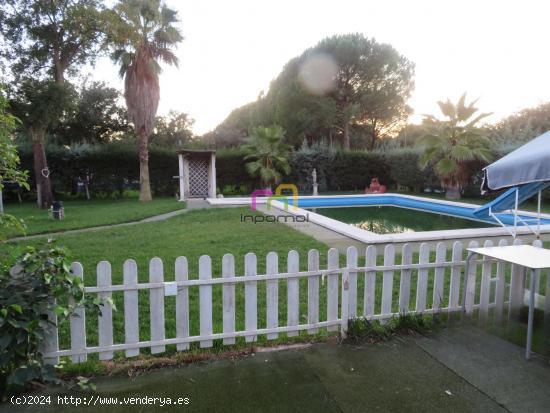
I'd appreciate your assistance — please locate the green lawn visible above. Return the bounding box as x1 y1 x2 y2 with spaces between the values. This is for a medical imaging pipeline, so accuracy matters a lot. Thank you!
1 197 185 238
2 203 547 365
1 207 328 357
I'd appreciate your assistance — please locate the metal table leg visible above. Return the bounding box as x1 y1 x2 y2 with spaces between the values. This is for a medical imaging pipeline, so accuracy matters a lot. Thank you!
461 252 476 320
526 268 539 360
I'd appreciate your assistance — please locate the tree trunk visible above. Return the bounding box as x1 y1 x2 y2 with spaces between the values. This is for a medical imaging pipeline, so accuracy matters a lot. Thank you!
445 184 461 200
343 121 350 150
369 130 377 150
138 128 152 201
31 131 53 209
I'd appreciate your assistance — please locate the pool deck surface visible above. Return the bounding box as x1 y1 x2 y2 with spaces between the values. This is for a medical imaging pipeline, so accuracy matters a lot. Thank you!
5 326 550 413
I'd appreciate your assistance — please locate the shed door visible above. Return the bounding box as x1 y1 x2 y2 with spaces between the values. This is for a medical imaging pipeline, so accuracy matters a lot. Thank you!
188 158 209 197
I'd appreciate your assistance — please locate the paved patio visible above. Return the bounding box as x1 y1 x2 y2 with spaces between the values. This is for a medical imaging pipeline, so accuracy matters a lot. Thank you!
4 326 550 412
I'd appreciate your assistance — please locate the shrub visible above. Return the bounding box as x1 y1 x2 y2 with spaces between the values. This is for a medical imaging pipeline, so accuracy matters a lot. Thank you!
0 242 107 397
9 143 492 200
383 148 438 193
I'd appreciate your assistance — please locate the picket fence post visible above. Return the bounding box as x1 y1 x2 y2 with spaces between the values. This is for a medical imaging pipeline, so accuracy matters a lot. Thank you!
123 259 139 357
199 255 213 348
222 254 236 345
399 243 413 313
307 249 320 334
97 261 113 360
266 252 279 339
463 240 479 315
175 256 190 351
432 242 446 312
327 248 339 332
70 262 87 363
363 245 377 317
287 250 299 337
449 241 463 310
347 246 358 318
381 244 395 316
245 253 257 343
416 243 430 312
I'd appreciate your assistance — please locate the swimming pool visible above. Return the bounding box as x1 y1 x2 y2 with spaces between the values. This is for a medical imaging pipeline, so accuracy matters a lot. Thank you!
209 193 550 243
290 194 550 227
314 206 491 234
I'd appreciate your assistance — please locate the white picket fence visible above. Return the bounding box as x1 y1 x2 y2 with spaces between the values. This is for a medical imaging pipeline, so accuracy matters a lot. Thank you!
43 238 550 364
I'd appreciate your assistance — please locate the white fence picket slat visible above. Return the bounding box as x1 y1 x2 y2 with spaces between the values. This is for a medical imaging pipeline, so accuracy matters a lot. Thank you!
449 241 463 309
479 240 494 324
364 245 377 317
266 252 279 340
509 238 525 319
175 257 189 351
199 255 213 348
70 262 87 363
464 240 480 315
149 258 165 354
399 243 413 313
341 254 350 337
222 254 236 345
327 248 339 332
307 249 320 334
53 237 549 360
245 253 258 343
433 242 446 312
381 244 395 316
123 259 139 358
97 261 113 360
287 250 300 337
494 239 508 324
347 246 358 318
415 243 430 313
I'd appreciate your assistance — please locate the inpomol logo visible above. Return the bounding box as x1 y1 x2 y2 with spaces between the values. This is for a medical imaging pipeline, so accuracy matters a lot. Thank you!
241 184 309 224
250 184 299 211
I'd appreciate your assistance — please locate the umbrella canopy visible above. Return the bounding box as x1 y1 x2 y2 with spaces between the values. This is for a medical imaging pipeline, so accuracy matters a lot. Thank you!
482 131 550 191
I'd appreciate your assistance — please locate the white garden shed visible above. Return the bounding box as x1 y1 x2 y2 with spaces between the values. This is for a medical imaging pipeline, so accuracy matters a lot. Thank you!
176 149 216 200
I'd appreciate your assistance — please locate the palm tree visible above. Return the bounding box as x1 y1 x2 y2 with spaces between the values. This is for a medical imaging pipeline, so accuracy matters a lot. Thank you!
417 94 493 199
243 125 292 189
109 0 183 201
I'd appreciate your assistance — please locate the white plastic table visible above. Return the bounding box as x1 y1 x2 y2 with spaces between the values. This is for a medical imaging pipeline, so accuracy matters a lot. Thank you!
462 245 550 359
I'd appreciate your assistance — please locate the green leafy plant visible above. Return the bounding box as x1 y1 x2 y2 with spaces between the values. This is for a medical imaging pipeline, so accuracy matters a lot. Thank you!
346 313 435 344
243 125 292 188
0 241 109 397
417 94 493 199
0 87 28 239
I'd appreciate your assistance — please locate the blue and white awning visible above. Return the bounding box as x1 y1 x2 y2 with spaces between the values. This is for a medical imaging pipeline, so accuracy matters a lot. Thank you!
482 131 550 191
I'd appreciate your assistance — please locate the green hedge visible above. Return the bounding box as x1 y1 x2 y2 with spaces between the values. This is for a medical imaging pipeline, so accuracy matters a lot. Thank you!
12 143 177 200
9 145 438 200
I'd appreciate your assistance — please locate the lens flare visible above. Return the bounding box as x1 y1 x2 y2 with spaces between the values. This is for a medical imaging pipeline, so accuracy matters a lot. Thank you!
298 53 338 96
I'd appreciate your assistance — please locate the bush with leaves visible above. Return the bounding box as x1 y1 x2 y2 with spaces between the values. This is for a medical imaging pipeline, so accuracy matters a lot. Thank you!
384 148 438 192
243 125 292 188
0 87 29 238
0 241 108 398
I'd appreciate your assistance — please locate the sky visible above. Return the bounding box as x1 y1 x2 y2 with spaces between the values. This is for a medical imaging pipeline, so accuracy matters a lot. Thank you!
89 0 550 135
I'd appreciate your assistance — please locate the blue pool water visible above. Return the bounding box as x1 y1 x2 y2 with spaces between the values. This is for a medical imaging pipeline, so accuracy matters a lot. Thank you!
290 195 550 227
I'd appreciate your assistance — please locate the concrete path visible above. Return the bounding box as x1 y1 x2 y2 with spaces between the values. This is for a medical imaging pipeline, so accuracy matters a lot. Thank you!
5 326 549 413
7 208 191 242
415 325 550 413
7 199 216 242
